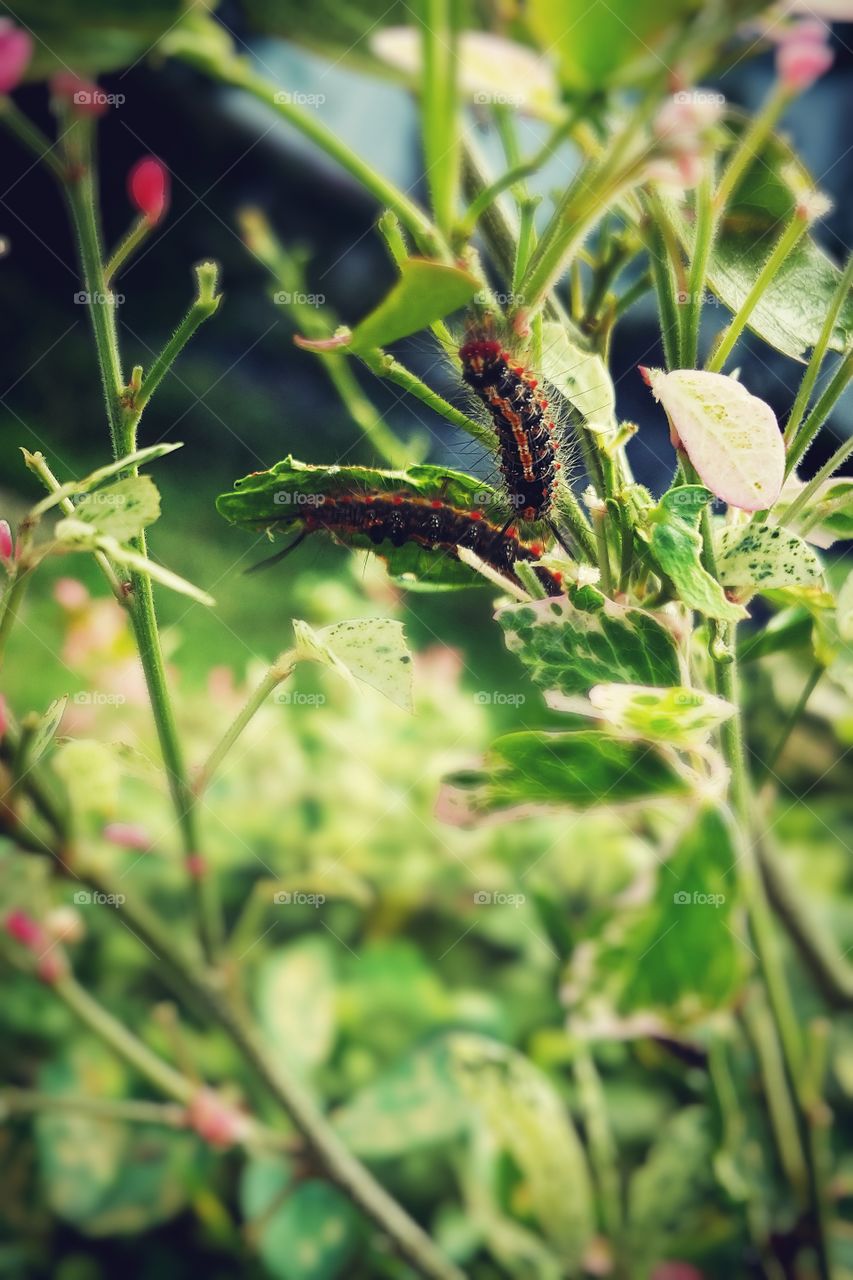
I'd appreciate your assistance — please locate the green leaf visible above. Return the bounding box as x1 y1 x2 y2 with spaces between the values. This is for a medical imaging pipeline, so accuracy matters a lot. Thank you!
72 476 161 543
452 1036 594 1268
778 475 853 548
443 730 692 823
294 618 413 710
586 683 736 745
643 369 784 511
36 1042 200 1236
664 128 853 360
298 259 479 355
255 937 336 1079
26 443 181 515
217 456 502 590
54 519 215 607
527 0 698 90
717 523 823 592
11 0 188 78
647 487 746 621
497 583 681 698
539 322 616 429
574 809 746 1027
333 1038 471 1157
240 1158 361 1280
27 694 68 764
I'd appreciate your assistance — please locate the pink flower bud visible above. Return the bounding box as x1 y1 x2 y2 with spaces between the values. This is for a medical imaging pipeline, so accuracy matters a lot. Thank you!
103 821 151 850
50 72 109 117
186 1089 250 1148
0 520 13 562
128 157 170 225
776 23 834 92
0 21 32 95
5 910 44 950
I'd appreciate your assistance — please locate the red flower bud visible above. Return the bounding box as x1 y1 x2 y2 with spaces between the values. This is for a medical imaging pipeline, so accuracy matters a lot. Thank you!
103 821 151 850
0 519 12 562
128 156 170 225
186 1089 250 1148
0 20 32 95
776 22 834 92
5 909 44 950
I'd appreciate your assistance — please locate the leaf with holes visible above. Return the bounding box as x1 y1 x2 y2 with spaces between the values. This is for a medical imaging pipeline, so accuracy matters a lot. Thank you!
497 584 681 700
642 369 784 511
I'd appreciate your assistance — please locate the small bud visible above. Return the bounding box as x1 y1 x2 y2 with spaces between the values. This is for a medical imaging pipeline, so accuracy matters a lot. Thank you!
103 821 151 850
186 853 208 879
0 519 12 563
36 950 68 985
45 905 85 945
776 23 834 93
50 72 108 117
5 910 44 950
0 20 32 95
128 156 170 225
186 1088 250 1149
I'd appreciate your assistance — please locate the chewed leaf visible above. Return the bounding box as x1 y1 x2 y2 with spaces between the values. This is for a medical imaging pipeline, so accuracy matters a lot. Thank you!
717 524 823 591
26 443 181 516
73 476 161 543
294 618 413 710
642 368 784 511
583 684 736 745
648 488 746 622
497 584 682 698
297 259 479 356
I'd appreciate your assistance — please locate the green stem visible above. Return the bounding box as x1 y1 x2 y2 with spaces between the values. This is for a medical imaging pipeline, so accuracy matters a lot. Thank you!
359 348 495 448
61 125 222 962
784 423 853 527
104 213 154 283
197 652 296 795
132 262 222 416
0 1088 189 1128
714 87 789 216
742 993 808 1196
0 96 66 180
681 170 714 369
184 51 447 261
574 1049 622 1242
784 255 853 446
420 0 459 237
759 662 822 780
0 567 31 669
784 349 853 477
705 211 810 374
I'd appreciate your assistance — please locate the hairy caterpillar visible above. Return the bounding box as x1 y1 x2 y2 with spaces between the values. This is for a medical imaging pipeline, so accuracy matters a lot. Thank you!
458 336 559 522
258 491 563 596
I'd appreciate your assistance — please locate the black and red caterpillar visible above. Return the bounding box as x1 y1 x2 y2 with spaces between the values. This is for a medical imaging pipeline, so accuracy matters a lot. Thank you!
296 492 563 596
459 337 559 522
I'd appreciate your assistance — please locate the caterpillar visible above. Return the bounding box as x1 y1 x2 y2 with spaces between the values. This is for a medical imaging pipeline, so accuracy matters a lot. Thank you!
459 336 559 522
260 491 563 597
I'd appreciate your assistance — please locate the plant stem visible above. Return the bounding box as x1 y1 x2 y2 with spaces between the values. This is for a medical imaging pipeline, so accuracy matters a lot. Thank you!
0 1088 189 1128
714 86 788 215
742 992 808 1195
359 348 495 448
0 566 32 669
705 210 809 374
132 262 222 415
784 349 853 478
574 1049 622 1242
420 0 459 237
61 123 223 961
105 213 154 283
681 170 714 368
759 662 822 780
182 50 447 261
197 652 296 795
0 97 66 180
784 254 853 446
